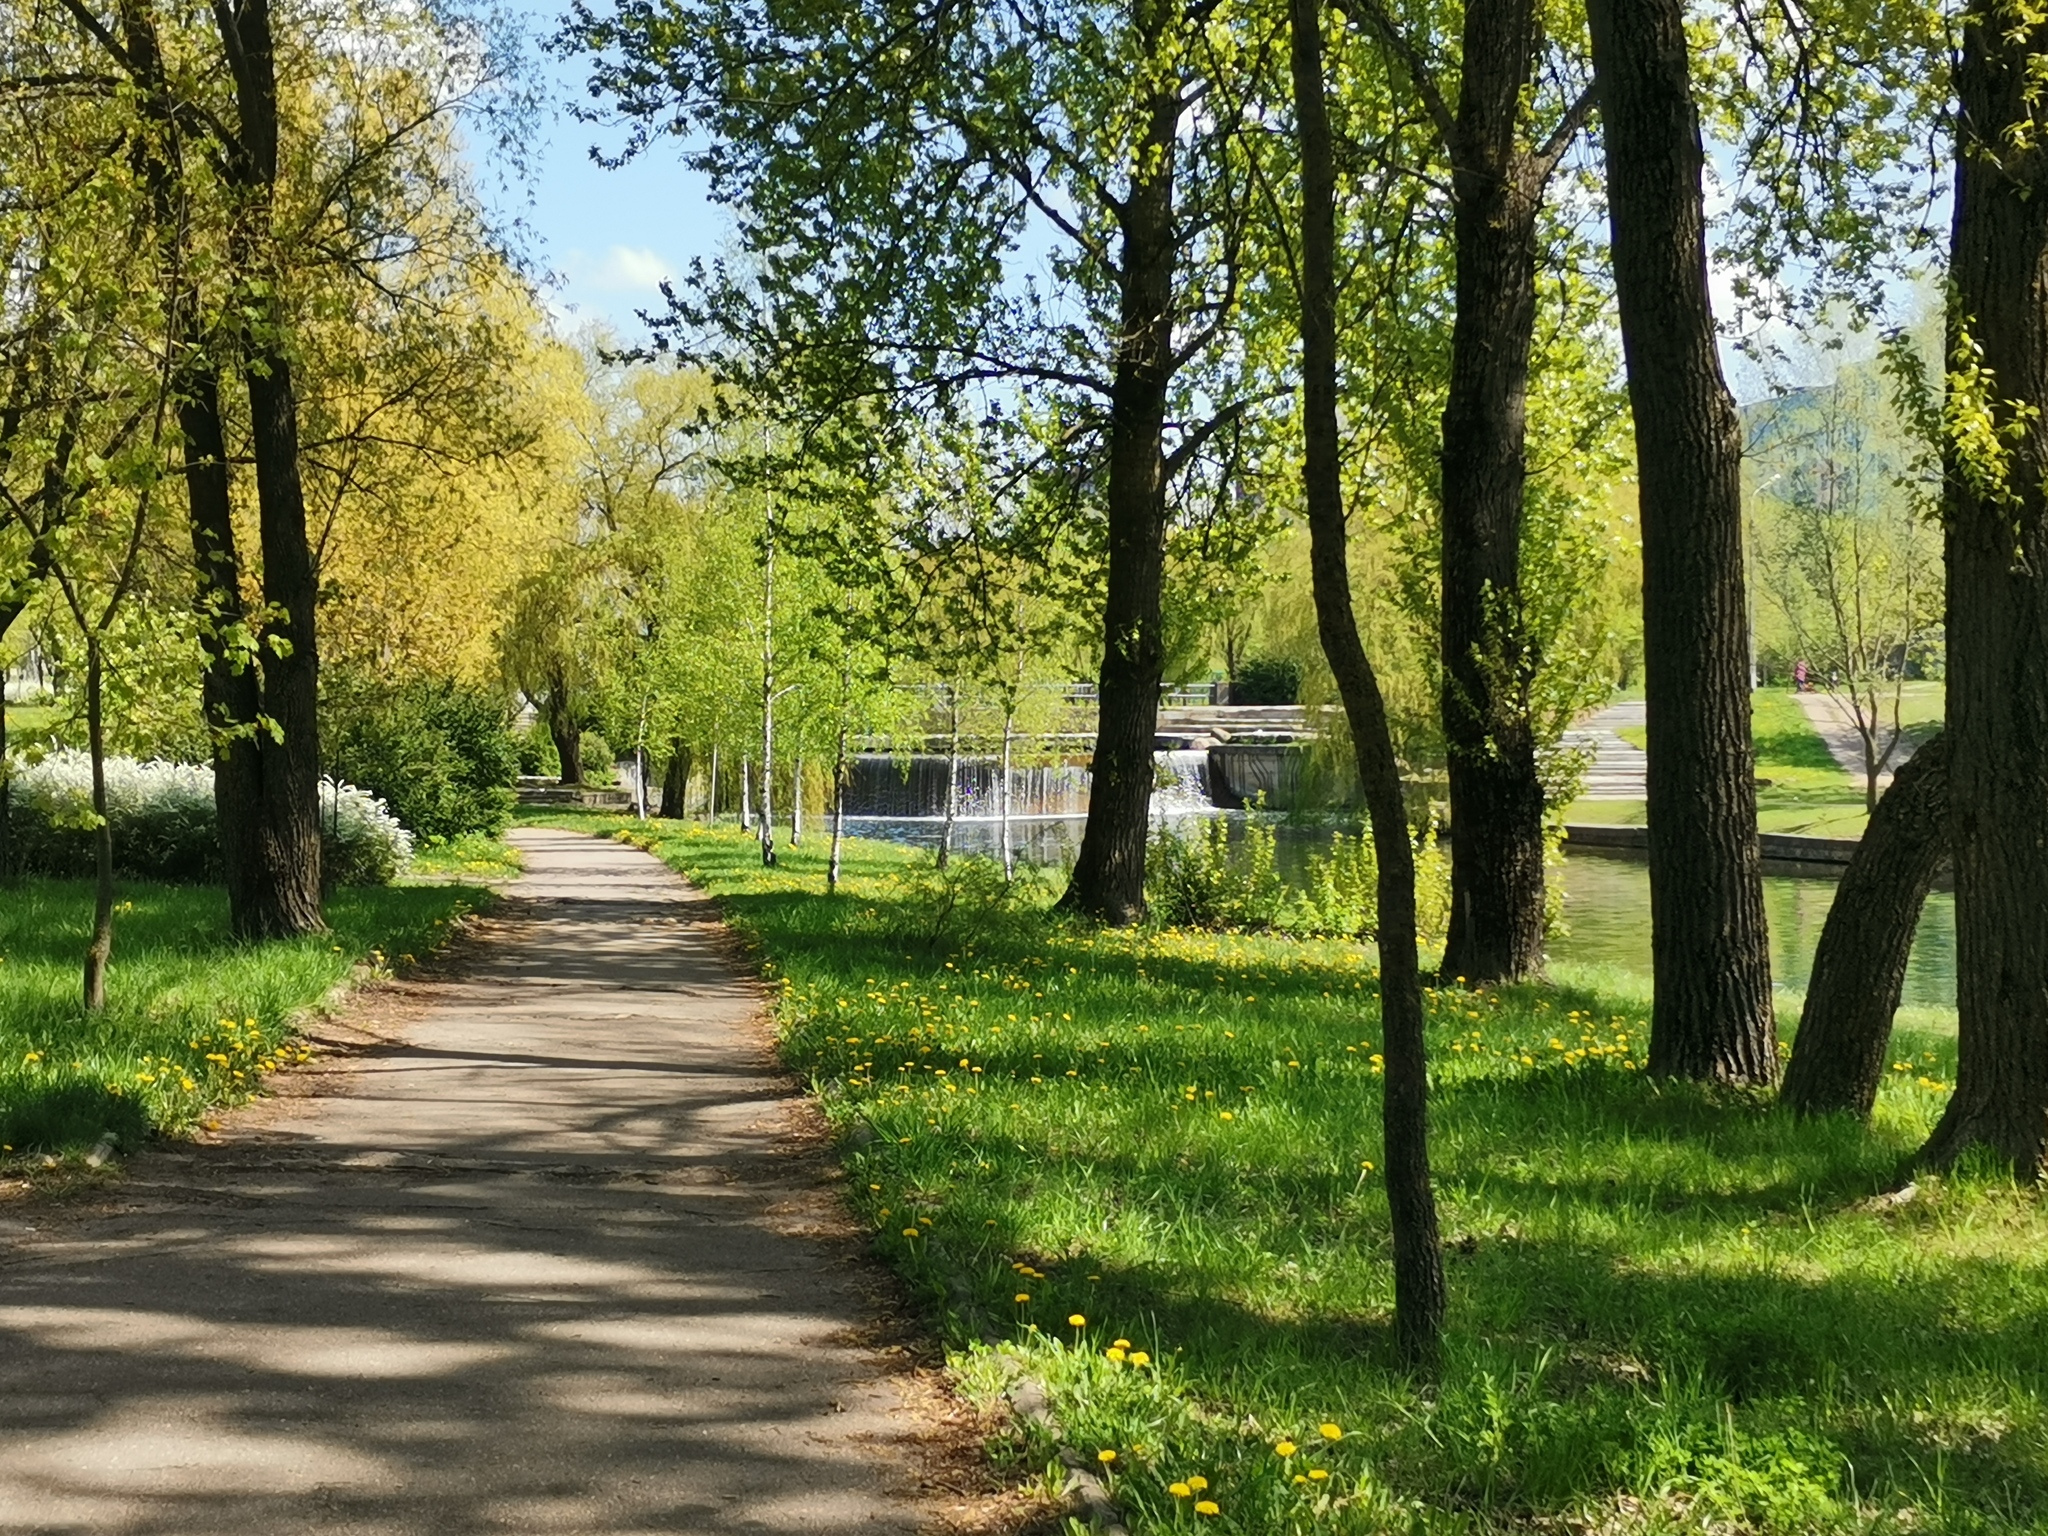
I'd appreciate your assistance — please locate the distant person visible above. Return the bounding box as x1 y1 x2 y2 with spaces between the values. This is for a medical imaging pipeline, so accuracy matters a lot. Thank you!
1794 658 1808 692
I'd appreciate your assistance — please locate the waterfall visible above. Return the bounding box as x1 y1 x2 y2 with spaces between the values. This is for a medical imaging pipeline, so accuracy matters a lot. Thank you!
1150 748 1216 814
843 753 1090 818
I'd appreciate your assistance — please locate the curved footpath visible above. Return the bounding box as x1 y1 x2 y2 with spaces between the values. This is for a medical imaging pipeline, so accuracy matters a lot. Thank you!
0 829 952 1535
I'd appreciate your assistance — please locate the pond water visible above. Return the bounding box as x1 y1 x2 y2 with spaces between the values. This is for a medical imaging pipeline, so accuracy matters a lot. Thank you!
840 812 1958 1010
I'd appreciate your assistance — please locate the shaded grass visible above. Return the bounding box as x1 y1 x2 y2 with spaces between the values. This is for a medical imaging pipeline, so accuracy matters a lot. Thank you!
0 878 488 1156
543 810 2042 1535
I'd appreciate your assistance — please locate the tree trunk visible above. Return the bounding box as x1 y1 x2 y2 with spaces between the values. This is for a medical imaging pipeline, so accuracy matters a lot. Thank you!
83 636 113 1012
760 517 777 866
1293 0 1445 1364
1000 708 1016 882
242 350 325 934
660 739 692 819
708 744 720 823
938 684 960 870
1919 3 2048 1177
1434 0 1549 986
1585 0 1777 1084
1782 733 1948 1118
830 659 850 891
549 685 583 786
741 756 753 830
1056 17 1178 925
181 366 267 922
791 754 802 844
215 0 322 938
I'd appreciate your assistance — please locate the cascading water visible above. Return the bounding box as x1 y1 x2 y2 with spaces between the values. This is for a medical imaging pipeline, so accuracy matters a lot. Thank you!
1151 748 1215 814
843 753 1092 819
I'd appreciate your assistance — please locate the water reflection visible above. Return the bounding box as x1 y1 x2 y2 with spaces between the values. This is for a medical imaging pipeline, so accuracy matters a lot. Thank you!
844 812 1958 1008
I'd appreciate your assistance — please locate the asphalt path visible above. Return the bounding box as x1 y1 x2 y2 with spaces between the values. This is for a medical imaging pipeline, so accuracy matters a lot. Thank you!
0 829 934 1535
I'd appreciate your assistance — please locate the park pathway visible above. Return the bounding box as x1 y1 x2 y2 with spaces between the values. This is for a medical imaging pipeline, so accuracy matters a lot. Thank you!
1795 689 1894 796
1561 700 1648 801
0 830 947 1535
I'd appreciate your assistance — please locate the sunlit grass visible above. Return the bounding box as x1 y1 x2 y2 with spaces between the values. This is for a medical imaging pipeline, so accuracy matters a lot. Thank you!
408 831 526 882
0 878 489 1156
541 810 2042 1534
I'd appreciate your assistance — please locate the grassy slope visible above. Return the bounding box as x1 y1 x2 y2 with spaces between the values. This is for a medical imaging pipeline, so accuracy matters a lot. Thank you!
0 879 488 1155
540 811 2041 1536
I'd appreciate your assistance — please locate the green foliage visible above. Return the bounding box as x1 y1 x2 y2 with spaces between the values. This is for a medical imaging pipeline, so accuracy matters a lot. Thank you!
553 818 2039 1536
514 726 558 777
322 671 519 842
0 879 485 1155
1145 815 1453 945
1233 657 1301 705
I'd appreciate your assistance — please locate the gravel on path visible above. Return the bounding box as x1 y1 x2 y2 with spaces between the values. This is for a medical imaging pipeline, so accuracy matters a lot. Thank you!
0 829 954 1535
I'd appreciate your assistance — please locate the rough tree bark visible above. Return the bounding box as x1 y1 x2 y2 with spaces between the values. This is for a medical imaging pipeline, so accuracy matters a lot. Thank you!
1919 1 2048 1177
1782 733 1948 1118
1293 0 1445 1364
549 681 584 787
1585 0 1777 1083
1057 4 1178 924
215 0 323 936
1433 0 1549 986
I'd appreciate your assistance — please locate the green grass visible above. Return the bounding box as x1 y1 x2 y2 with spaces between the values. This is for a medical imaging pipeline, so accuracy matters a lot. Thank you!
528 810 2041 1536
0 878 488 1157
408 831 525 882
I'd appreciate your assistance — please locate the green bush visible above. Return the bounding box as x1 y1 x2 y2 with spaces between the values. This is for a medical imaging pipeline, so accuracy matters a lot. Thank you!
1233 656 1301 705
323 672 519 841
579 730 615 785
515 725 559 777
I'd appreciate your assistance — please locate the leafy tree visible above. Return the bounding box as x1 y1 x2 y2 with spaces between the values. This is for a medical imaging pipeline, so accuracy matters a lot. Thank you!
561 0 1275 923
1289 0 1444 1364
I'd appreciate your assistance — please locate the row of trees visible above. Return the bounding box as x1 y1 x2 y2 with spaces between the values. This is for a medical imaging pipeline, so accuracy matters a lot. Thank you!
0 0 588 982
557 0 2048 1361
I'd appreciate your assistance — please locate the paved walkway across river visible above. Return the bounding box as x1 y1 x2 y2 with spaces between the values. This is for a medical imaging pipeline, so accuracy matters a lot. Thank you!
0 830 936 1535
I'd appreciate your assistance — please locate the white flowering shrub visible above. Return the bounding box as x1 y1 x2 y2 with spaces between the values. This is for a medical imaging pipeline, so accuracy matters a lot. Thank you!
3 750 412 886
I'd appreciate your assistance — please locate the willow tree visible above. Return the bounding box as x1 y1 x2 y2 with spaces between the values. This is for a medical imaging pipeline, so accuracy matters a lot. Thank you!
563 0 1270 922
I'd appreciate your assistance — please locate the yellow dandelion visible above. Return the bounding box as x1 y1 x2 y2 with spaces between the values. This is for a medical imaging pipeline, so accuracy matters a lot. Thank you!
1275 1440 1297 1457
1319 1422 1342 1440
1068 1313 1087 1327
1195 1499 1220 1516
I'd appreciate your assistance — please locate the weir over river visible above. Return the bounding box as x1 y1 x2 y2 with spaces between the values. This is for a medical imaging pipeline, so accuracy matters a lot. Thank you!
835 742 1957 1013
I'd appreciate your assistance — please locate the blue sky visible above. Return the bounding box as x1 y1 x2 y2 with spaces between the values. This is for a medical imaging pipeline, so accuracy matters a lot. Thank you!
485 7 729 339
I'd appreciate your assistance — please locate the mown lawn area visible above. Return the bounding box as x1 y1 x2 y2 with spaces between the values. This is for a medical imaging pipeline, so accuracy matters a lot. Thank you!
540 812 2042 1536
408 830 526 882
0 879 489 1157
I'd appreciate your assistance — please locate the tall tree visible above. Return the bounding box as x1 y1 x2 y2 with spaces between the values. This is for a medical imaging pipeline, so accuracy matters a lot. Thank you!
1584 0 1777 1084
1291 0 1444 1363
1338 0 1593 984
1918 0 2048 1177
563 0 1268 923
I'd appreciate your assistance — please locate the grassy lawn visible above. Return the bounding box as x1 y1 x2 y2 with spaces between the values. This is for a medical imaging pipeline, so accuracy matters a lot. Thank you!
0 878 489 1158
533 811 2040 1535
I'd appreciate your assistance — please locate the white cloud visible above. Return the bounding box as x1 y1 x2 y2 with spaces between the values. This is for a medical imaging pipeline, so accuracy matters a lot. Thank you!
563 244 675 295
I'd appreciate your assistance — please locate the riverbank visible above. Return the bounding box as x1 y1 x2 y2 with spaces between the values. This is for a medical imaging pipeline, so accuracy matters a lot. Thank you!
529 811 2037 1535
0 879 490 1159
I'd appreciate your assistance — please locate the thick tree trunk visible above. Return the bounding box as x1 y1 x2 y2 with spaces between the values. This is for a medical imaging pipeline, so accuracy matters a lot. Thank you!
243 352 324 934
1057 22 1178 925
1920 6 2048 1177
549 696 584 787
83 637 112 1012
1435 0 1548 986
1293 0 1444 1364
1586 0 1777 1084
1782 733 1948 1118
181 368 267 924
659 740 692 819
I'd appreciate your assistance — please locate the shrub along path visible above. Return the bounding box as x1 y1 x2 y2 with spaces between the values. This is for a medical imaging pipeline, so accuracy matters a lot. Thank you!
0 830 962 1535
